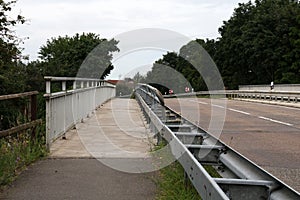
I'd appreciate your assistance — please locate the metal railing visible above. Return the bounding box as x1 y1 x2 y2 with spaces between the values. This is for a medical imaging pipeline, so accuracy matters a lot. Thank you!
239 84 300 92
44 76 116 148
135 84 300 200
230 90 300 103
164 90 300 104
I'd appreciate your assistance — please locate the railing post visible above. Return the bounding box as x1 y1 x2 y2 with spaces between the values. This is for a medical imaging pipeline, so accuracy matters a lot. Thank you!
46 80 51 94
62 81 66 91
45 93 51 150
62 81 67 139
30 94 37 138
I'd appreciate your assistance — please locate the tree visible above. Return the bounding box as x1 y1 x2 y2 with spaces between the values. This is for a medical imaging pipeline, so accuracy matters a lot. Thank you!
38 33 119 79
0 0 26 95
216 0 300 88
145 39 221 93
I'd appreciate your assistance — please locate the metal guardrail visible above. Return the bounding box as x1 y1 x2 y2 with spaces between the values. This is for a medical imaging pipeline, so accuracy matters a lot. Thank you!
44 76 116 148
164 90 300 104
231 91 300 103
239 84 300 92
135 84 300 200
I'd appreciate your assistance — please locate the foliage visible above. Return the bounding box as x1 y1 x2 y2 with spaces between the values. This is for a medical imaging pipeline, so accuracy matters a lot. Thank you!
0 0 26 95
144 40 221 93
0 126 47 187
38 33 119 79
116 81 134 96
216 0 300 88
145 52 194 93
145 0 300 91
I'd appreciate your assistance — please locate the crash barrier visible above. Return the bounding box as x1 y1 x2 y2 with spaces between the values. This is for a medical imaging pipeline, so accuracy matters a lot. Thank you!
239 84 300 92
135 84 300 200
164 90 300 104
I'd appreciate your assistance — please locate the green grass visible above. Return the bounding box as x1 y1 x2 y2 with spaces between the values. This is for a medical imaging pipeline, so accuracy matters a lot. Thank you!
152 141 201 200
155 161 202 200
152 140 222 200
0 126 47 188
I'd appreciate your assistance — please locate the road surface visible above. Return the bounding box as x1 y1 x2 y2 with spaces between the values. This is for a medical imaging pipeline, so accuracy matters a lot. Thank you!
165 97 300 192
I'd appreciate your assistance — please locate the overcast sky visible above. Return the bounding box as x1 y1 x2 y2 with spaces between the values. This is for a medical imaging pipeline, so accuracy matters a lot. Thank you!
12 0 249 79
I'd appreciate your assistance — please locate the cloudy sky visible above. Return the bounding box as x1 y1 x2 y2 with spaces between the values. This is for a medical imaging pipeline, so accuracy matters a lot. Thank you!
12 0 249 79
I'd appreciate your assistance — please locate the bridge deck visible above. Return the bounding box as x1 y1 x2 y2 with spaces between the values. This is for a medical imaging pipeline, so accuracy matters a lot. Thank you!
0 98 157 200
50 98 152 159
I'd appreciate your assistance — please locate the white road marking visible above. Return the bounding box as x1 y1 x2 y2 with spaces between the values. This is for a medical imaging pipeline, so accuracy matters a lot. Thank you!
258 116 293 126
189 100 208 105
212 104 225 109
186 99 296 127
235 99 300 111
189 100 224 108
229 108 250 115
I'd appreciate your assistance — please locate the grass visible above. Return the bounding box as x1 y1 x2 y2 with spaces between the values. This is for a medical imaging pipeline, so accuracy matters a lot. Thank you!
0 126 47 188
155 161 202 200
152 140 222 200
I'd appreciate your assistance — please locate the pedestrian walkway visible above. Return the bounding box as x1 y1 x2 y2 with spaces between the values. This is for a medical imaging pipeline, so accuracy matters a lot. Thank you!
50 98 153 160
0 98 157 200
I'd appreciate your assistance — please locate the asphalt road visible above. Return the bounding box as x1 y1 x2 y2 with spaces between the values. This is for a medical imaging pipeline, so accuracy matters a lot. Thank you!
165 97 300 192
0 159 157 200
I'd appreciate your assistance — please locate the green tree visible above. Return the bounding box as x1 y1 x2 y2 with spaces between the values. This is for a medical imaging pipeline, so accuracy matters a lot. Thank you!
216 0 300 88
0 0 26 95
38 33 119 79
145 39 221 93
145 52 190 94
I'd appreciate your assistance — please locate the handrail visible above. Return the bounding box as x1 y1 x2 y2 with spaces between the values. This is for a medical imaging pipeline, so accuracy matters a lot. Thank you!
44 76 116 148
44 76 115 95
44 76 102 82
0 91 38 100
135 84 300 200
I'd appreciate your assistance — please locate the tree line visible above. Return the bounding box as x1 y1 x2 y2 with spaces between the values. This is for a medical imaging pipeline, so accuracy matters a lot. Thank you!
1 0 300 126
0 0 119 130
0 1 119 96
141 0 300 91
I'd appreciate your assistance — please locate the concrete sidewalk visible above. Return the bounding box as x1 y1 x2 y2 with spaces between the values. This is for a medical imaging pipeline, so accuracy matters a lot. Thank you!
0 99 157 200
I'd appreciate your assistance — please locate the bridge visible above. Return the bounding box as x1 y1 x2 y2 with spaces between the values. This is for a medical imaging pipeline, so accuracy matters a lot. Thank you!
1 77 300 200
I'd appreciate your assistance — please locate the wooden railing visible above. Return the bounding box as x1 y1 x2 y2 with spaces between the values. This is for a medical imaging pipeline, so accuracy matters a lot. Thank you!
0 91 42 138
